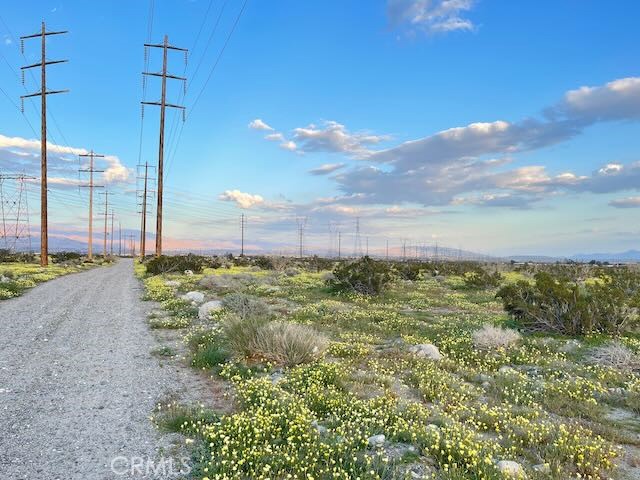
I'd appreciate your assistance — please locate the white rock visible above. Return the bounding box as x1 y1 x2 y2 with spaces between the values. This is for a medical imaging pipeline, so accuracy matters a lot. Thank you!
498 365 515 374
532 463 550 474
496 460 525 478
311 420 327 435
409 343 442 361
181 291 205 304
198 300 222 320
367 434 385 447
164 280 180 287
559 339 581 353
184 269 194 276
0 275 10 283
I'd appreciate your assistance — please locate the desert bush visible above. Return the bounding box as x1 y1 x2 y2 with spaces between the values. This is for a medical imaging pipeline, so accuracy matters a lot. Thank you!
284 267 300 277
472 324 521 349
462 269 502 289
0 249 36 263
587 342 640 373
496 271 639 335
145 254 205 275
51 251 83 264
251 321 328 367
252 255 275 270
328 256 395 295
222 293 271 320
199 273 253 291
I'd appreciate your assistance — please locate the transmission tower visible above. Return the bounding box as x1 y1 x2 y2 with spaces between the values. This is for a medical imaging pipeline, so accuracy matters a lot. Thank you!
141 35 187 257
354 217 362 258
240 213 246 256
99 191 111 257
20 22 68 266
296 217 307 258
0 174 34 251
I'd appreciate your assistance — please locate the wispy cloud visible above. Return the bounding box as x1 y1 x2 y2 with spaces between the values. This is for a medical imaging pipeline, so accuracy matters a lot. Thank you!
609 196 640 208
388 0 477 36
309 163 346 175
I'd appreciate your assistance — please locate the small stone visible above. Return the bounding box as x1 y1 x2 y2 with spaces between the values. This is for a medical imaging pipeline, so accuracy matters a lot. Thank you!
311 420 327 435
367 434 385 447
184 269 194 276
496 460 525 478
164 280 180 287
409 343 442 361
270 372 284 384
181 291 205 304
498 365 515 374
559 339 581 353
198 300 222 320
481 381 491 389
532 463 551 474
478 373 491 382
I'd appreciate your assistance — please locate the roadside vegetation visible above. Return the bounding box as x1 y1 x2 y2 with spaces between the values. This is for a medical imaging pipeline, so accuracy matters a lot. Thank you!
140 254 640 479
0 249 107 300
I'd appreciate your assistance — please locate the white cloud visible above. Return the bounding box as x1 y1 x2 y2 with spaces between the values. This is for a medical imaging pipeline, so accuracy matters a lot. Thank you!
388 0 477 36
279 140 297 151
309 163 345 175
219 189 265 209
609 196 640 208
292 121 388 157
248 119 274 131
264 132 284 142
332 76 640 207
0 133 131 184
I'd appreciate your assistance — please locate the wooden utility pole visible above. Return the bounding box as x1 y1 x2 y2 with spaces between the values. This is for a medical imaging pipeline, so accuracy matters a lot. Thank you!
118 221 122 256
78 151 104 260
137 162 154 258
240 213 245 256
142 35 187 257
110 210 115 256
20 22 68 267
99 191 110 257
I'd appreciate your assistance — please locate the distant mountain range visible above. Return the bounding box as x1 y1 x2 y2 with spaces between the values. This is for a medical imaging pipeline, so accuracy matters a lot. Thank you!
5 236 639 263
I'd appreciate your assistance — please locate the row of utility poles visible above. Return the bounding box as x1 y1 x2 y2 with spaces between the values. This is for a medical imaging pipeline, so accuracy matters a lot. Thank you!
17 21 185 265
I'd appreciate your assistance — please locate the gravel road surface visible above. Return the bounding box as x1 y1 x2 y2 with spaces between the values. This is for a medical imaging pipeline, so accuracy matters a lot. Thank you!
0 259 187 479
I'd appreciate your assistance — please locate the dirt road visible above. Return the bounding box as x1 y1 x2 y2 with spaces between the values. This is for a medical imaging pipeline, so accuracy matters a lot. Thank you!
0 259 186 479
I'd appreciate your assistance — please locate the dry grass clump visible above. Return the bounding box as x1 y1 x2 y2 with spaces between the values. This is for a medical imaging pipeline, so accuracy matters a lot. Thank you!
587 342 640 373
472 324 521 350
252 322 328 367
222 312 327 367
222 293 271 319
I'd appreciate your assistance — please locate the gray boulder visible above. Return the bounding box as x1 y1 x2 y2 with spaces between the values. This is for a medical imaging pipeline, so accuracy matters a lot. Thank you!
496 460 525 478
181 291 205 304
409 343 443 361
198 300 222 320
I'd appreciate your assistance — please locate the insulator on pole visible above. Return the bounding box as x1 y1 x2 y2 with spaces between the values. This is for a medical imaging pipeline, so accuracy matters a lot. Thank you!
184 51 188 67
20 98 24 114
183 79 186 95
20 39 24 54
141 104 145 119
182 109 185 122
21 70 25 85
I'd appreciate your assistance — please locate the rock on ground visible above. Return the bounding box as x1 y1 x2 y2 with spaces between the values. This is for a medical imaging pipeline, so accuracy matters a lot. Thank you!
198 300 222 320
409 343 443 360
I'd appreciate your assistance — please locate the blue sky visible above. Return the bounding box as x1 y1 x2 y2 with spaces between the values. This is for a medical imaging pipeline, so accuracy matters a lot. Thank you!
0 0 639 257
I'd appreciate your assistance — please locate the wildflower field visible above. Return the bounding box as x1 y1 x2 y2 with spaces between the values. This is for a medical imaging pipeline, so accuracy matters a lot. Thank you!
0 260 93 300
141 257 640 480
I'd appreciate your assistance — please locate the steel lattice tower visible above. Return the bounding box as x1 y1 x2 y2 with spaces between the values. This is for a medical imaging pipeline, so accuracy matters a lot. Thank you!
0 174 34 252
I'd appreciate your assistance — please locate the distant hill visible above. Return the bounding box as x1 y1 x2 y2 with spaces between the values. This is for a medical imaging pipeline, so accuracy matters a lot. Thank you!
570 250 640 263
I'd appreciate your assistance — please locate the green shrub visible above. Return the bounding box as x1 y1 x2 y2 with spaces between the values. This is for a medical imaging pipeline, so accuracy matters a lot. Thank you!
145 254 205 275
192 341 230 369
0 249 36 263
51 251 83 264
328 256 395 295
462 268 502 289
496 271 639 335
